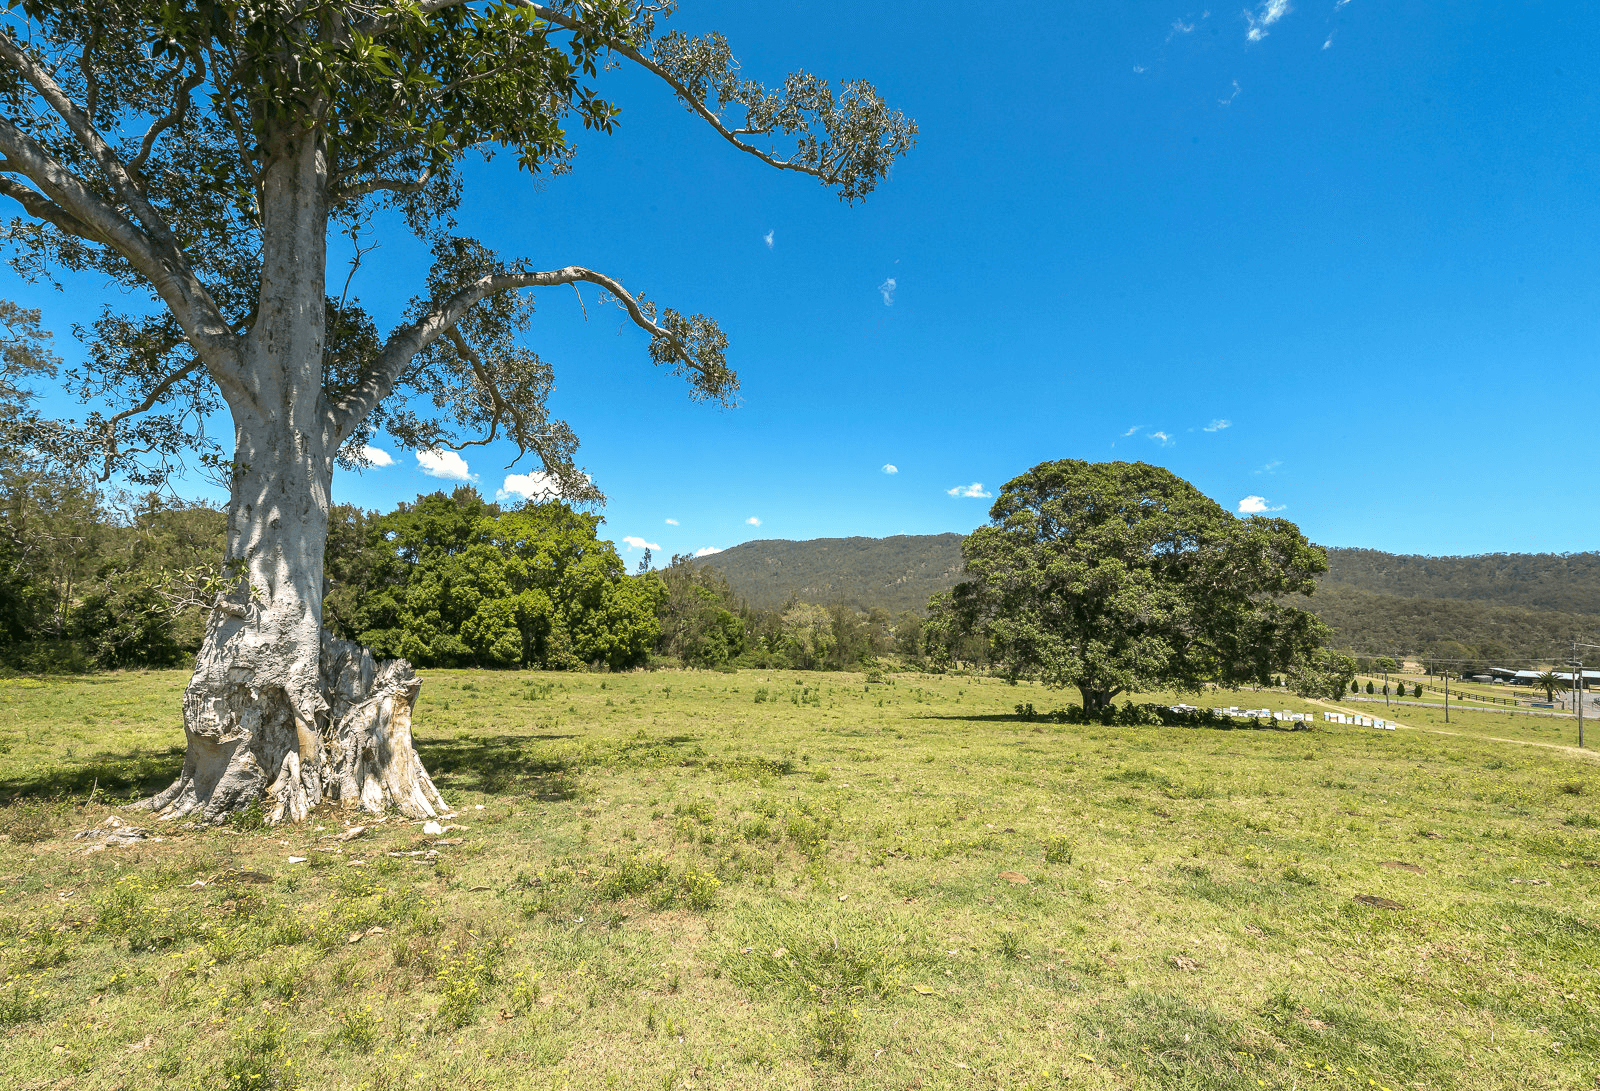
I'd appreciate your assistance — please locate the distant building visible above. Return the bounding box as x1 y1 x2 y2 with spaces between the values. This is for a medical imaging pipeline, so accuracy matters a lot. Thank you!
1506 668 1600 689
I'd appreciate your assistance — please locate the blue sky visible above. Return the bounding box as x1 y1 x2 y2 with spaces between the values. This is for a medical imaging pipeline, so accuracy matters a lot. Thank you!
12 1 1599 561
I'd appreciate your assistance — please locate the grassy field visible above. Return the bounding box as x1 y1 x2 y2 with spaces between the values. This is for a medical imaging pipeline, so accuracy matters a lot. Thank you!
1 668 1597 1091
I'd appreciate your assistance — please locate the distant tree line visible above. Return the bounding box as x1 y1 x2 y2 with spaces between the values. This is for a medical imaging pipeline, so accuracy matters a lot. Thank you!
1 483 943 675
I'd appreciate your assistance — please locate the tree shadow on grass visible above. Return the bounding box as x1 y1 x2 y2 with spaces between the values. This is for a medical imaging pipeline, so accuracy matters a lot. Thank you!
910 713 1312 733
417 733 586 800
0 747 184 804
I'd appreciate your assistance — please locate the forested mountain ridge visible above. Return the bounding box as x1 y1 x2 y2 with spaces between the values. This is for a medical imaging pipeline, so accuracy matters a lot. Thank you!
700 534 966 613
1323 548 1600 615
701 535 1600 660
1308 582 1597 663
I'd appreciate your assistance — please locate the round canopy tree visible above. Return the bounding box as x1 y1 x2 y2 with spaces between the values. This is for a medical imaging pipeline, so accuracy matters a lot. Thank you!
941 460 1330 713
0 2 914 823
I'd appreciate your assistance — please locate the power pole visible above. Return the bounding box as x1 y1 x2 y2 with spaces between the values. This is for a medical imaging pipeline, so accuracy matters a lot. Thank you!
1443 669 1449 724
1573 641 1586 750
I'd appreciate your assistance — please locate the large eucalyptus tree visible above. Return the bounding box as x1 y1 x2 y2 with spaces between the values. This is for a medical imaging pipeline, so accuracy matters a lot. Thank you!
0 1 914 823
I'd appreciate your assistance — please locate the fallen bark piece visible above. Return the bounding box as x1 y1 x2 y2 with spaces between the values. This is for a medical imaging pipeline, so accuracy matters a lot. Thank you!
422 821 444 836
336 826 368 842
431 837 466 846
998 871 1030 884
219 870 274 885
1353 894 1404 910
72 816 151 846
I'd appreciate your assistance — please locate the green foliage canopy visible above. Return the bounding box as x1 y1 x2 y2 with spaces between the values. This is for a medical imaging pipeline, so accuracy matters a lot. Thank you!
327 489 662 670
941 460 1331 711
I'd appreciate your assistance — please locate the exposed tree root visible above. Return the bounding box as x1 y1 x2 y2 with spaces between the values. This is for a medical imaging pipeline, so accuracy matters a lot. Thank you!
137 632 446 825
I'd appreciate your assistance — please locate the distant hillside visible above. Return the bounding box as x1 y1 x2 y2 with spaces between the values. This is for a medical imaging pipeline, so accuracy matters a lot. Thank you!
701 533 965 614
1324 548 1600 615
700 533 1600 658
1308 582 1598 661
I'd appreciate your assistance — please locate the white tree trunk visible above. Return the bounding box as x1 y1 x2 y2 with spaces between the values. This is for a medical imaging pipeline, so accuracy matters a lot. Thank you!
137 126 446 825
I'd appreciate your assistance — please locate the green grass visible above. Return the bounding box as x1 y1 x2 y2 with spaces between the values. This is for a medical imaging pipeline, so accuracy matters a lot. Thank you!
1 668 1597 1090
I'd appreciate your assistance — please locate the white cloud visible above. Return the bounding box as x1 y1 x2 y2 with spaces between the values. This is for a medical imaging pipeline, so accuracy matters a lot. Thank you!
877 277 897 306
1203 419 1231 432
746 516 762 526
416 449 475 482
763 230 774 249
1253 460 1282 475
360 445 395 467
694 546 724 558
1121 425 1142 438
1170 18 1196 35
497 471 560 502
882 464 898 474
1322 34 1334 49
1133 64 1148 73
1237 495 1286 514
1219 79 1241 106
1245 0 1290 41
622 536 661 552
947 482 992 499
1149 431 1175 446
665 518 679 526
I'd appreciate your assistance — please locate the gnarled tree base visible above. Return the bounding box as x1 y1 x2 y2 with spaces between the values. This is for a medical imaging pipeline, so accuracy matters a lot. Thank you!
137 632 447 825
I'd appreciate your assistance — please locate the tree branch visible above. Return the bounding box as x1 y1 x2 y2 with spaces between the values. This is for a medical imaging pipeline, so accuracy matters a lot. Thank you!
332 170 432 205
0 174 95 237
518 2 831 183
330 264 702 443
129 60 207 183
92 357 206 482
0 73 245 397
0 33 186 255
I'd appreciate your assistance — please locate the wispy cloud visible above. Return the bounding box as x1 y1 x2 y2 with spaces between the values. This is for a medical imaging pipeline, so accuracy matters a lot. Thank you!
882 463 898 474
1203 419 1231 432
359 445 395 467
1219 79 1241 106
1148 431 1175 446
1238 495 1285 514
1245 0 1291 40
1133 64 1148 73
694 546 724 558
746 516 762 527
416 449 475 482
622 536 661 552
497 471 561 502
1122 425 1143 438
947 482 992 499
877 277 897 306
665 518 679 526
1253 460 1282 475
763 230 774 249
1170 18 1196 36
